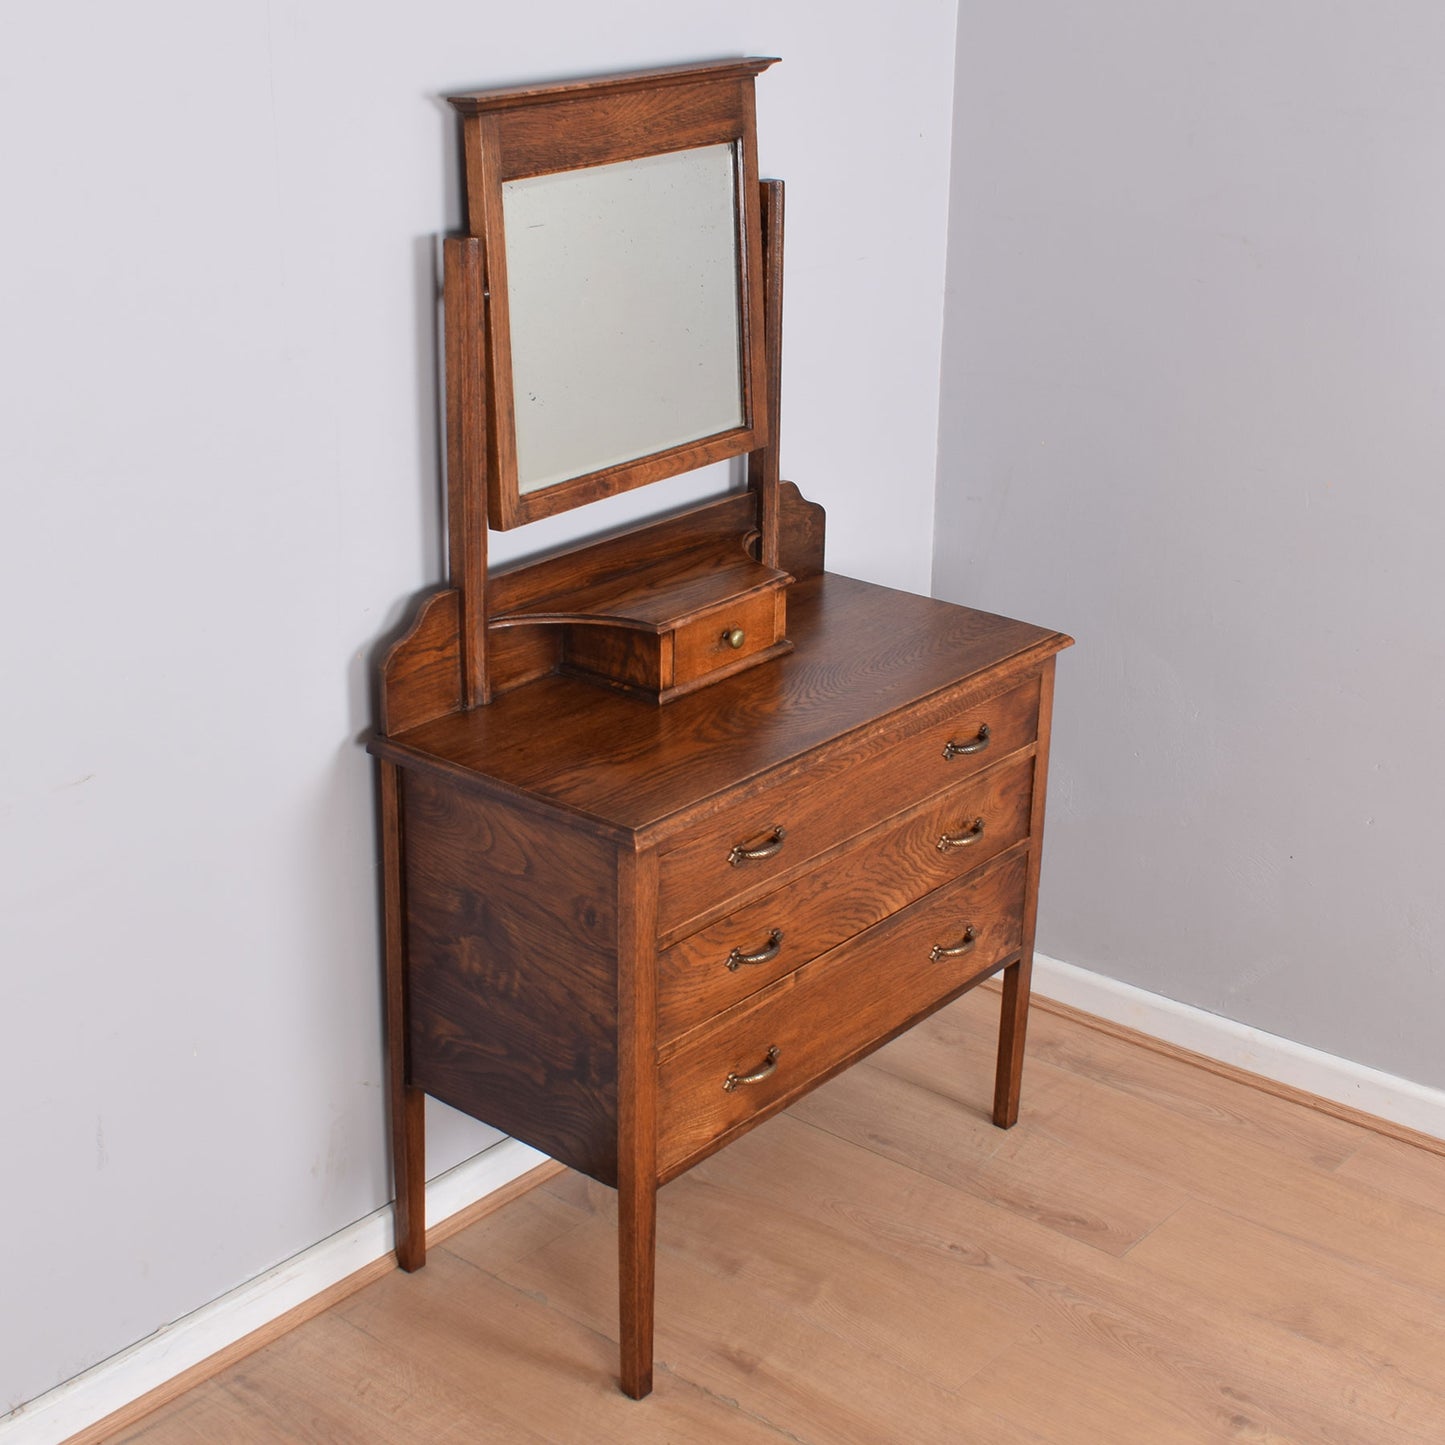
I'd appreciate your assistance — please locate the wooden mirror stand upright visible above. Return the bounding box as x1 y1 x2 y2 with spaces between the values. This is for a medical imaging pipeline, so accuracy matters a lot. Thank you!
367 59 1071 1400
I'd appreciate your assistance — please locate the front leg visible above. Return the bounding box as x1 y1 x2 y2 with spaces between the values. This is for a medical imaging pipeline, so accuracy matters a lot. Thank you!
992 954 1032 1128
617 1164 657 1398
380 759 427 1269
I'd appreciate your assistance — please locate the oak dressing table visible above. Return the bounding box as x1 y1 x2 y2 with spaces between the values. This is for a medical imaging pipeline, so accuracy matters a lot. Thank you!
367 58 1070 1399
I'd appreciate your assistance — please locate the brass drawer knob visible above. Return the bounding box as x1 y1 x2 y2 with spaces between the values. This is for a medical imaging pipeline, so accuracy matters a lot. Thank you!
722 627 747 650
723 1045 781 1092
937 817 986 851
930 925 978 962
943 724 991 760
728 824 786 866
725 928 785 971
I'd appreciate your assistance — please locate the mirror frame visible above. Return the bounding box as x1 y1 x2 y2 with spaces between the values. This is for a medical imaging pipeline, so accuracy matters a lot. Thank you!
448 59 777 530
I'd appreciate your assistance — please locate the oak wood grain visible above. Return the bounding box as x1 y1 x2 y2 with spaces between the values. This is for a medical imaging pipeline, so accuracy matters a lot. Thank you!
447 58 779 116
521 554 789 702
401 773 621 1183
656 755 1035 1041
374 576 1067 839
996 655 1058 1127
501 546 785 630
380 761 425 1270
442 237 489 707
489 491 757 619
777 479 825 581
652 672 1039 936
615 847 659 1398
747 179 785 570
478 493 767 698
377 589 462 737
481 79 753 182
657 848 1029 1176
669 585 784 685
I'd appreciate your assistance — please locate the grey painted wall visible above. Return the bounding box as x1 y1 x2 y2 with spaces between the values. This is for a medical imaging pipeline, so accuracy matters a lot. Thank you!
936 3 1445 1088
0 1 957 1415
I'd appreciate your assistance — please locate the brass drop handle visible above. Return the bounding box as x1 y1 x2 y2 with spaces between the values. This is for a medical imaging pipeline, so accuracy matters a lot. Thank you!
728 825 786 866
722 627 747 650
937 817 986 851
726 928 784 971
723 1045 781 1092
943 724 991 760
930 925 978 962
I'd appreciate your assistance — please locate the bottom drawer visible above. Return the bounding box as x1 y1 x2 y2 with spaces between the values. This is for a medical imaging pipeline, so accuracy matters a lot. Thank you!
656 847 1029 1176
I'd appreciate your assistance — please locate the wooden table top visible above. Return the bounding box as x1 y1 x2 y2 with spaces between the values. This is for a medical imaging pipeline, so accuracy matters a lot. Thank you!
371 573 1070 839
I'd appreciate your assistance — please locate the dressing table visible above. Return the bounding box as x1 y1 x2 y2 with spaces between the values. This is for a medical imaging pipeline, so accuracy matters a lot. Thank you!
367 58 1070 1399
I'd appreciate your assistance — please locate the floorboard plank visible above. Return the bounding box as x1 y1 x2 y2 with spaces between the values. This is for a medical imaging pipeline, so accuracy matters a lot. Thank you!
1020 1004 1367 1171
1124 1201 1445 1425
1334 1131 1445 1212
1037 1070 1445 1295
790 1058 1189 1255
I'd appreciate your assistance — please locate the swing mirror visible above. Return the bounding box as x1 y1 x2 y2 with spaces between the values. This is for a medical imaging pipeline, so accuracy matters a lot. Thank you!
448 59 776 529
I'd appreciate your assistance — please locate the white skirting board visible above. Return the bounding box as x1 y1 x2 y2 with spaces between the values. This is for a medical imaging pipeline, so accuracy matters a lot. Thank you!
0 1137 549 1445
1032 953 1445 1142
8 962 1445 1445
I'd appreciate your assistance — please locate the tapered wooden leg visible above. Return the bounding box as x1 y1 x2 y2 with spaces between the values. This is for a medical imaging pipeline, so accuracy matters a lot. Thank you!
392 1086 427 1270
618 1168 657 1399
994 657 1058 1130
993 955 1032 1128
380 759 427 1270
615 846 659 1398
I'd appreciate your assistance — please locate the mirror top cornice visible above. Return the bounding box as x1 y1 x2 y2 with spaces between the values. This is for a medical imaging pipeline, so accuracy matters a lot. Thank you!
446 57 780 115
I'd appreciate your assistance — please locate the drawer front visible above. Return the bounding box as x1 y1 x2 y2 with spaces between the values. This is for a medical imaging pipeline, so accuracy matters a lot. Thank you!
656 676 1040 938
656 755 1034 1043
672 587 785 686
656 847 1029 1176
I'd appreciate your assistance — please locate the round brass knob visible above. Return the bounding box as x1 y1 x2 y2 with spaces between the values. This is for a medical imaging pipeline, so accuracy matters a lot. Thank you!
722 627 746 650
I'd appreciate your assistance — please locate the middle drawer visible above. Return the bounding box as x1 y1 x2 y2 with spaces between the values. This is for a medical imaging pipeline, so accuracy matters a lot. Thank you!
656 754 1034 1044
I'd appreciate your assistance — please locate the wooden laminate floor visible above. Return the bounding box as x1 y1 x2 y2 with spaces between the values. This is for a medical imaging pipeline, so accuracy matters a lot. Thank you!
116 990 1445 1444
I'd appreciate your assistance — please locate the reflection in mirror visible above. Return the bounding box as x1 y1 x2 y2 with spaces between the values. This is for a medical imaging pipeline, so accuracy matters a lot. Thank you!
502 143 744 495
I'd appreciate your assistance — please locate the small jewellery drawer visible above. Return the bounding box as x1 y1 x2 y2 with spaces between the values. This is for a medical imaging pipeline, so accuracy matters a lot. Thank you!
656 847 1029 1176
656 677 1040 937
656 756 1035 1043
672 587 786 687
560 579 788 702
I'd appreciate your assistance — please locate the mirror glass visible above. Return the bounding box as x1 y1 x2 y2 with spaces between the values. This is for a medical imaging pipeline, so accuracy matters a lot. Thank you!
502 142 745 495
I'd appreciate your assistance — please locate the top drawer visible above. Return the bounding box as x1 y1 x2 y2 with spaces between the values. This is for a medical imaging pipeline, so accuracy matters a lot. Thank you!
655 674 1041 938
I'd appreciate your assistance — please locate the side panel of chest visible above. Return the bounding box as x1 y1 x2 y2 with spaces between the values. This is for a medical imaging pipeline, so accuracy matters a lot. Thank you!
400 772 623 1184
